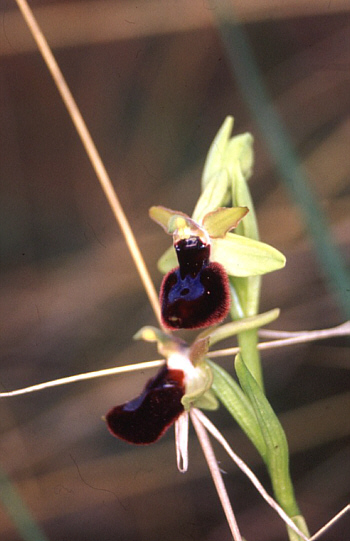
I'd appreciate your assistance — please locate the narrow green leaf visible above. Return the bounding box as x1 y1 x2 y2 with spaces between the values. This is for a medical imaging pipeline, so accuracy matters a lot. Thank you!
202 206 249 238
208 360 267 460
192 169 229 223
235 354 300 516
201 116 234 189
202 308 280 346
224 132 254 184
211 233 286 277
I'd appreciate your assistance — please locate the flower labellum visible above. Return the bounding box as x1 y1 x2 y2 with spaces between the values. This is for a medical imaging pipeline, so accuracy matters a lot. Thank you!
160 236 230 329
106 365 185 444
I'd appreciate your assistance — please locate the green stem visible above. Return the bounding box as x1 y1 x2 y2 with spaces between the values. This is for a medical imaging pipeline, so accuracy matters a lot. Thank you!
237 329 264 391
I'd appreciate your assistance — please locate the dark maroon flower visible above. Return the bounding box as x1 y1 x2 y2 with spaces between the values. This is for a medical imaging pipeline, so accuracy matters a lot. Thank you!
106 365 185 444
160 236 230 329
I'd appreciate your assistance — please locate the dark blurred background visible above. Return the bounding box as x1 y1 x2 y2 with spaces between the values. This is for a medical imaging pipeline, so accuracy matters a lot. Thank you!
0 1 349 540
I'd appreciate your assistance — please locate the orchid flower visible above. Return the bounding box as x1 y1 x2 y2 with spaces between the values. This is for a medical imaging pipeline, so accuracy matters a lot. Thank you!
2 6 348 538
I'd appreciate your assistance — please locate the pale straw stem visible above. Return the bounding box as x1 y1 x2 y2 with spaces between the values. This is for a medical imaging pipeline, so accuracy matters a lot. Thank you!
190 409 243 541
259 321 350 339
175 411 189 473
192 408 309 541
0 360 164 397
309 504 349 541
14 0 161 325
209 321 350 359
2 321 349 397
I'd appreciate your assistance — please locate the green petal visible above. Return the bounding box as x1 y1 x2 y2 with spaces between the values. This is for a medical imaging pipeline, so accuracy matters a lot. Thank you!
211 233 286 277
192 169 229 223
149 206 190 234
201 116 234 190
189 337 210 365
202 206 249 238
157 244 177 274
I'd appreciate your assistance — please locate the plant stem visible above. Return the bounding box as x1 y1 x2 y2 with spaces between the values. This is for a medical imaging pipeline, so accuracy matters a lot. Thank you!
237 329 264 390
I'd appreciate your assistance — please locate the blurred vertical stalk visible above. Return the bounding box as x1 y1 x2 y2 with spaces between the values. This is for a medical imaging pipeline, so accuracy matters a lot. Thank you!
0 465 49 541
216 9 350 320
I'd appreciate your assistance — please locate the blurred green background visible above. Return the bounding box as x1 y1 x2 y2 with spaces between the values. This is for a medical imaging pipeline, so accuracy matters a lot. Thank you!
0 1 349 540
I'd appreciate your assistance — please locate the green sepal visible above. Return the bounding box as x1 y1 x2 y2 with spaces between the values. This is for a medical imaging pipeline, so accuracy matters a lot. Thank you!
208 360 266 459
200 308 280 346
202 206 249 238
235 354 300 516
157 244 177 274
181 362 216 410
191 389 219 410
201 116 234 190
211 233 286 277
192 170 229 223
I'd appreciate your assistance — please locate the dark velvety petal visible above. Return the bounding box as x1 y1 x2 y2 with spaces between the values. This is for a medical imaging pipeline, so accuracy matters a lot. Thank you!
106 366 185 444
160 262 230 329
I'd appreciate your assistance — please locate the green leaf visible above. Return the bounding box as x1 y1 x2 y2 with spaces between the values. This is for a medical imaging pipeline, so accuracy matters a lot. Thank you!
235 354 300 516
201 116 234 190
202 308 280 346
192 169 229 223
208 360 266 460
157 244 177 274
211 233 286 277
202 206 249 238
